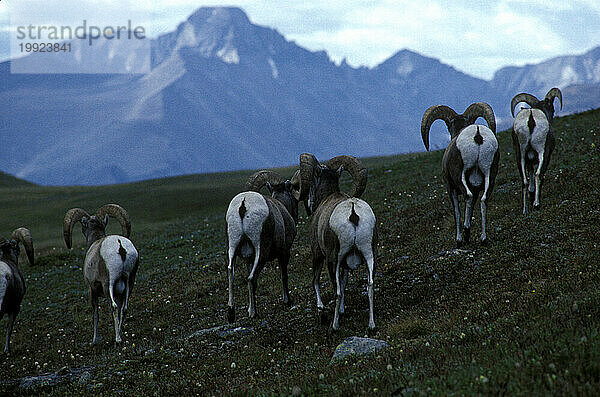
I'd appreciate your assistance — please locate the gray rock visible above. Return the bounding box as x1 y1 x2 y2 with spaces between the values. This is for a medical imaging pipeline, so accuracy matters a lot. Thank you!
187 324 254 339
331 336 389 363
0 366 95 389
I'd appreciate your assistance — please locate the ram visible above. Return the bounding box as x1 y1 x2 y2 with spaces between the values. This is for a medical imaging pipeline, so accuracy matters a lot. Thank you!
0 228 34 353
225 170 299 323
63 204 138 345
510 88 562 214
293 154 377 331
421 102 499 246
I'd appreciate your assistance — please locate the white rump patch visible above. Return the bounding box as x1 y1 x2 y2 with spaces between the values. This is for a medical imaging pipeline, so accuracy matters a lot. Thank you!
514 108 550 157
226 192 269 255
329 198 376 267
456 125 498 175
100 236 138 307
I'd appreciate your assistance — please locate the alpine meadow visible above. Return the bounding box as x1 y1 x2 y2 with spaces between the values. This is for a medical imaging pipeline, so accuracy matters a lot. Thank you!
0 108 599 395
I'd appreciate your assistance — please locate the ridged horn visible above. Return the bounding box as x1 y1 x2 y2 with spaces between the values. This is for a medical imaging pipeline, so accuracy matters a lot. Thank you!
421 105 458 151
63 208 90 249
11 227 34 266
246 170 285 192
510 93 539 117
290 169 302 201
96 204 131 238
297 153 319 200
545 87 563 111
463 102 496 133
323 155 368 198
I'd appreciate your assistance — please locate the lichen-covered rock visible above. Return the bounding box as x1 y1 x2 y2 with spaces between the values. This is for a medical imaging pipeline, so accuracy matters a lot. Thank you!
331 336 389 363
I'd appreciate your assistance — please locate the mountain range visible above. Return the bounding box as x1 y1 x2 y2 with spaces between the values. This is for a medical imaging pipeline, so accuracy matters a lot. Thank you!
1 6 599 185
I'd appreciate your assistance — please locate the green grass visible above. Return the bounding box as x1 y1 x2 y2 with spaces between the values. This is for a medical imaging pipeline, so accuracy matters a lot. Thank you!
0 109 599 395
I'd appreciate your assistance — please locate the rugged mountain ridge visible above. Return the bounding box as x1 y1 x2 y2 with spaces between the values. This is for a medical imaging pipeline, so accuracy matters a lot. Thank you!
1 7 598 185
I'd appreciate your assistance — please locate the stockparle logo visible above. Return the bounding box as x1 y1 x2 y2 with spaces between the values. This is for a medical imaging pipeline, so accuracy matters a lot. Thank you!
8 0 152 74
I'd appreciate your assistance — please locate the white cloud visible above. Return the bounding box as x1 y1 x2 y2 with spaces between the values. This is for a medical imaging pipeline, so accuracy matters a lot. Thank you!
1 0 598 78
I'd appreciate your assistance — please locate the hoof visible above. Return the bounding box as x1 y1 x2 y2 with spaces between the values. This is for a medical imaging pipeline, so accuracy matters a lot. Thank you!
367 326 377 337
480 237 488 246
533 204 541 211
463 227 471 244
227 307 236 324
284 296 294 307
318 309 329 326
456 240 463 248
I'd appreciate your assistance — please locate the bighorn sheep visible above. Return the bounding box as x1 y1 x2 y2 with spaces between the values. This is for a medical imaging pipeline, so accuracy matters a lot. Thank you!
0 228 34 353
225 170 299 323
293 154 377 331
421 102 499 246
510 87 562 214
63 204 139 345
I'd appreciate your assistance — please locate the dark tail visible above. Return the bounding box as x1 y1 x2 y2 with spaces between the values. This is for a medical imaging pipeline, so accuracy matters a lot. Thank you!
118 239 127 262
474 126 483 145
528 110 536 134
239 199 247 219
349 203 360 226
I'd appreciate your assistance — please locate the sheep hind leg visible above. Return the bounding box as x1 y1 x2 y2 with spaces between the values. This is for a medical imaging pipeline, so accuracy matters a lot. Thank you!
4 312 15 353
480 169 491 244
313 254 326 310
118 283 129 338
533 154 545 209
463 195 476 245
450 189 463 247
521 155 529 215
91 289 99 344
279 254 292 306
247 277 258 319
227 246 236 323
112 303 122 345
339 268 348 314
364 250 376 331
247 263 263 319
332 257 343 331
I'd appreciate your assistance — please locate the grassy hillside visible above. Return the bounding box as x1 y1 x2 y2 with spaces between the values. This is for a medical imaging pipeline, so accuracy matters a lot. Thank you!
0 109 599 395
0 171 35 188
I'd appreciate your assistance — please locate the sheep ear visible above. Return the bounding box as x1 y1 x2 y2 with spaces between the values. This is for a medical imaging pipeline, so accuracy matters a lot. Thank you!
81 216 89 227
337 165 344 178
103 214 109 226
266 182 274 194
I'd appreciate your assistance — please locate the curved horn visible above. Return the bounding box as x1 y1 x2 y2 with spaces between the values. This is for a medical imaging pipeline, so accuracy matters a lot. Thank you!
11 227 34 266
297 153 319 201
545 87 563 111
290 169 302 201
510 93 539 117
421 105 458 151
96 204 131 238
63 208 90 249
463 102 496 133
246 170 285 192
323 155 368 198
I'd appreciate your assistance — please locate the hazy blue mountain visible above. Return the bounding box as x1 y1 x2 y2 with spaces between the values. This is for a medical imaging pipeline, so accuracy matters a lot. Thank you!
0 7 598 185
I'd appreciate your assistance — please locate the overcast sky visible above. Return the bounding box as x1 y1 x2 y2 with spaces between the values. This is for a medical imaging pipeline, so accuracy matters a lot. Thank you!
1 0 599 79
